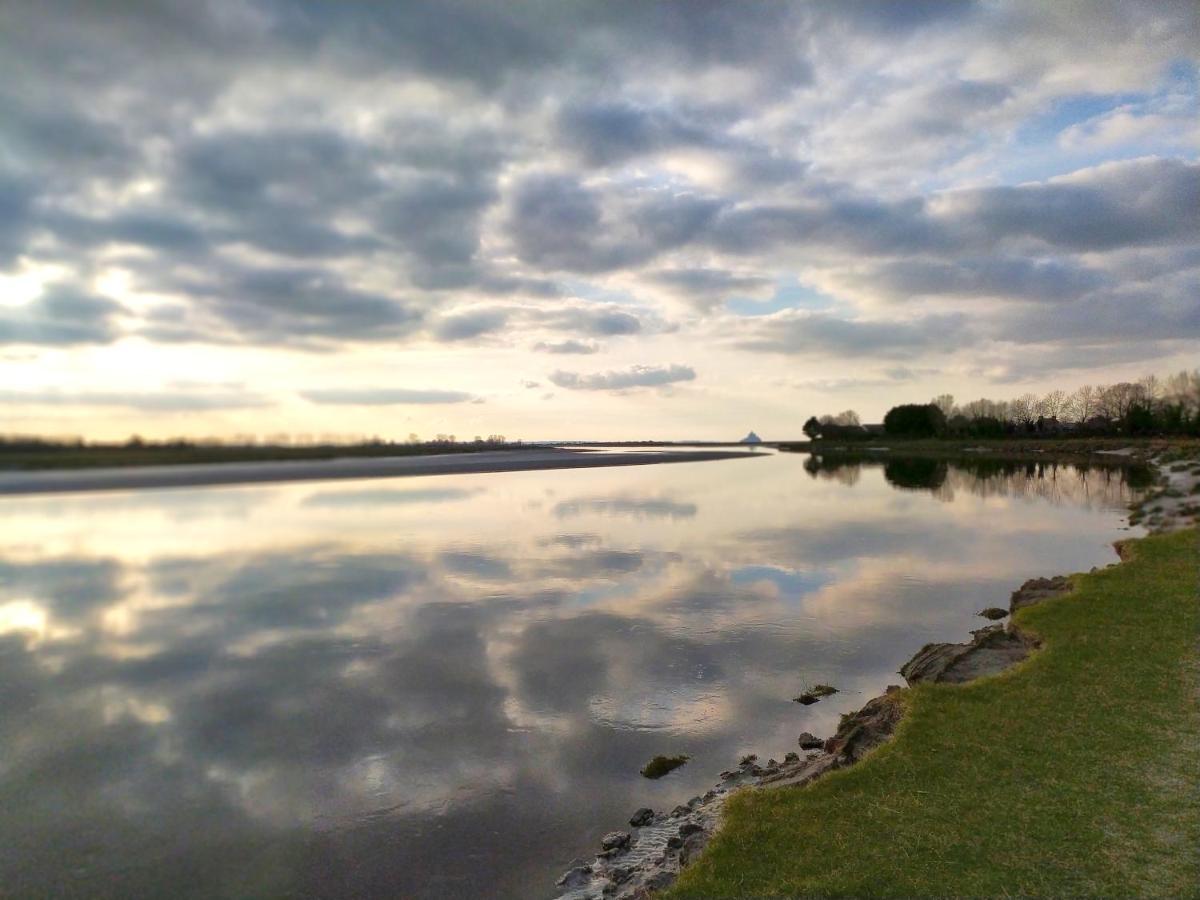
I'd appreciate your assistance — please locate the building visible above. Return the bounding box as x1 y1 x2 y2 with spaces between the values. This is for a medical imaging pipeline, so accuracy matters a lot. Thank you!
741 431 762 444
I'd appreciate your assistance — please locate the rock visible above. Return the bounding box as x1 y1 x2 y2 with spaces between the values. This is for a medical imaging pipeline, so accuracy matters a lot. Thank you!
670 804 691 818
719 770 736 780
824 692 905 763
739 754 757 766
702 790 717 801
978 607 1008 620
900 624 1038 686
679 821 703 837
679 832 707 866
794 693 820 705
885 684 902 694
1010 575 1071 612
600 831 631 852
767 758 778 767
797 731 824 749
810 684 838 697
784 751 800 763
556 865 592 888
666 835 684 849
628 807 654 827
648 873 676 897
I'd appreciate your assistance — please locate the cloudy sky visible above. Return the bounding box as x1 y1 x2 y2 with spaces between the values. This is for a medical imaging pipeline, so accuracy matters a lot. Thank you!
1 1 1197 441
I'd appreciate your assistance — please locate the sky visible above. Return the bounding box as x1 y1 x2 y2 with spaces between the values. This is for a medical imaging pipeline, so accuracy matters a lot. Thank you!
0 1 1197 442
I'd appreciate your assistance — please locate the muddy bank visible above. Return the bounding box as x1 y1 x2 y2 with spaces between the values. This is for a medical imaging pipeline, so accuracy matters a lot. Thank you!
552 453 1197 899
0 448 759 497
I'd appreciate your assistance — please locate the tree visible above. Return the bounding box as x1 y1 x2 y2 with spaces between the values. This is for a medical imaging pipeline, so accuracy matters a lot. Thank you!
833 409 860 426
883 403 946 437
1040 389 1067 419
802 416 821 439
932 394 956 418
1010 393 1039 427
1067 385 1098 423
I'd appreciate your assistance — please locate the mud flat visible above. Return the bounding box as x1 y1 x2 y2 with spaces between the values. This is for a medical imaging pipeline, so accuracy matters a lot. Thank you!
0 448 759 496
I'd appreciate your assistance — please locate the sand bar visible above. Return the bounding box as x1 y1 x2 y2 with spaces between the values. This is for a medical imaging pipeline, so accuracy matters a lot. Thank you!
0 448 760 496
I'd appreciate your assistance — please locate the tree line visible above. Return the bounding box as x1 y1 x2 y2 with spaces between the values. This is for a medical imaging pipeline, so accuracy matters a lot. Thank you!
804 369 1200 439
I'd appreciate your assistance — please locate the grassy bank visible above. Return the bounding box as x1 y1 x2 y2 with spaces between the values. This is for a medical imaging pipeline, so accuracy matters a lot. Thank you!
670 527 1200 898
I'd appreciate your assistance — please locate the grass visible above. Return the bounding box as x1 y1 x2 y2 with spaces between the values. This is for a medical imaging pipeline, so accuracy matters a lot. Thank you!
670 528 1200 898
642 755 691 779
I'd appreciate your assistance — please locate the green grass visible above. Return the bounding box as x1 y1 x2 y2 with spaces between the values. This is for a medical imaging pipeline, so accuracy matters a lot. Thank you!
642 755 691 779
670 528 1200 898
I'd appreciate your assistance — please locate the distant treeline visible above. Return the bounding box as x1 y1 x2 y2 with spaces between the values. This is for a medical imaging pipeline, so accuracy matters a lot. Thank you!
0 435 518 471
804 369 1200 440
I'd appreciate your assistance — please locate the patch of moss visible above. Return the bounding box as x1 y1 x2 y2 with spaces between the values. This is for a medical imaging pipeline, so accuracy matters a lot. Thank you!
641 755 690 779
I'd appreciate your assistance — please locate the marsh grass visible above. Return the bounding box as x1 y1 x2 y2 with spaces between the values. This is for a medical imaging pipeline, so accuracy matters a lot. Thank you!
641 755 690 779
671 529 1200 897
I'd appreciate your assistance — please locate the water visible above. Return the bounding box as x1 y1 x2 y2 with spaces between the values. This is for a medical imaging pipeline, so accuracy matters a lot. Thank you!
0 452 1148 898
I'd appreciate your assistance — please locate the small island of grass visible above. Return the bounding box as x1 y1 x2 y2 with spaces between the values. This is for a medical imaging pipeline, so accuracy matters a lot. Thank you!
641 755 690 779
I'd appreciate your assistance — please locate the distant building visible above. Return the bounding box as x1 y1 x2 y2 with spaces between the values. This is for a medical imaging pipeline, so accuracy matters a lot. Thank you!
741 431 762 444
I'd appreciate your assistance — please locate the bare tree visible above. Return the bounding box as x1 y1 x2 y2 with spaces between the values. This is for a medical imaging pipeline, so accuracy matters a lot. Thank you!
932 394 956 418
1040 389 1068 418
1068 385 1098 422
1010 393 1040 426
834 409 861 426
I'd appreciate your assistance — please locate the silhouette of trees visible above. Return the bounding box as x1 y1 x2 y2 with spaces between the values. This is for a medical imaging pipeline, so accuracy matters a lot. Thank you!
807 368 1200 441
884 403 946 437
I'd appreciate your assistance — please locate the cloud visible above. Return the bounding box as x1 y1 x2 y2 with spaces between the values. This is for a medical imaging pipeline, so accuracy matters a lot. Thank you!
0 387 272 411
648 268 774 312
735 310 970 358
0 283 125 346
549 363 696 391
300 388 475 405
938 157 1200 252
0 0 1196 396
432 308 510 341
532 339 599 354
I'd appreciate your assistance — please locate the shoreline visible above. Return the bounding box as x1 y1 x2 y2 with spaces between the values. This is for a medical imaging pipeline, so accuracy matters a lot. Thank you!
0 448 760 497
555 451 1200 899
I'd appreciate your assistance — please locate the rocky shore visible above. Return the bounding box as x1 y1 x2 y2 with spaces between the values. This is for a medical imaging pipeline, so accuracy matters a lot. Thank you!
553 452 1199 900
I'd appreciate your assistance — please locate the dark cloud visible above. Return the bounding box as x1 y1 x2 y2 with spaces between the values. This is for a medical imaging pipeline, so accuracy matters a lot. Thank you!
508 174 722 272
649 268 774 311
534 306 643 337
735 310 970 358
942 158 1200 252
300 388 475 405
0 283 124 346
860 256 1109 303
532 339 598 354
164 265 425 345
557 101 722 167
0 388 271 411
432 308 510 341
548 363 696 391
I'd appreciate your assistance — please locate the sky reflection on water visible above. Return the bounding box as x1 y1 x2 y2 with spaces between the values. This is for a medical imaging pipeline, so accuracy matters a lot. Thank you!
0 454 1146 898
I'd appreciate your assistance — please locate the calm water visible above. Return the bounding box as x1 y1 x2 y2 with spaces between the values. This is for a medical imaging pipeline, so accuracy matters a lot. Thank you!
0 452 1148 898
